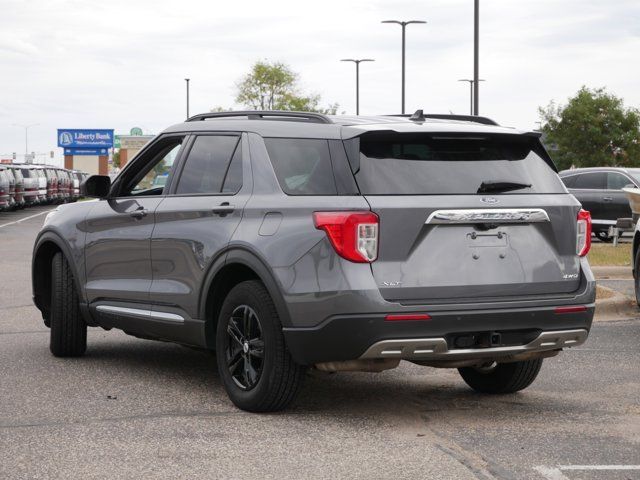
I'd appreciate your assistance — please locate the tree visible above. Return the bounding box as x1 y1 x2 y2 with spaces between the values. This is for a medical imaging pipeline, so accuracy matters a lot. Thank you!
235 60 338 114
539 87 640 170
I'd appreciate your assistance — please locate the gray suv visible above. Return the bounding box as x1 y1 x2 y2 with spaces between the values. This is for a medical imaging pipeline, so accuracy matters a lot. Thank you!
32 111 596 412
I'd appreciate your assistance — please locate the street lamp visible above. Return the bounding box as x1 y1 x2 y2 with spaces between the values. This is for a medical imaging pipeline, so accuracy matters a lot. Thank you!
458 79 485 115
340 58 375 115
12 123 39 160
473 0 480 115
185 78 190 119
381 19 426 114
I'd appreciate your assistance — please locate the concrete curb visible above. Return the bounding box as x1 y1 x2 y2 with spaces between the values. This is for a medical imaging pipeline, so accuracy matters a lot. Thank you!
594 285 638 321
592 265 632 280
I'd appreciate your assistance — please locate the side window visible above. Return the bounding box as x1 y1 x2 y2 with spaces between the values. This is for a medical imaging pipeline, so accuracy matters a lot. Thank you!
264 138 337 195
175 135 241 195
561 175 577 188
607 172 632 190
124 137 183 196
574 172 605 190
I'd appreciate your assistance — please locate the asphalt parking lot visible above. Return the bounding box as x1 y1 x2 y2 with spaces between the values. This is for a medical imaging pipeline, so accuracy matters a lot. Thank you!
0 205 639 480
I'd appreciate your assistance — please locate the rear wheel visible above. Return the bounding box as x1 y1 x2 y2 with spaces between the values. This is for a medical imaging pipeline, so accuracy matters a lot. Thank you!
215 280 305 412
458 359 543 394
634 251 640 307
50 252 87 357
595 230 614 242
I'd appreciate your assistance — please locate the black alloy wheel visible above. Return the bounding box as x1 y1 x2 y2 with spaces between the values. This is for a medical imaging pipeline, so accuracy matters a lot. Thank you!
224 305 265 390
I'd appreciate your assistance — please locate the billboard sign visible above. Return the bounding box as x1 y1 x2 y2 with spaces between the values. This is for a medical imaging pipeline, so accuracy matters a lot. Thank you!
57 129 114 148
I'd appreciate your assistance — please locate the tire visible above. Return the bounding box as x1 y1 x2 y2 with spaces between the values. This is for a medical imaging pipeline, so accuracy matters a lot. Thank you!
458 359 543 394
215 280 305 412
50 252 87 357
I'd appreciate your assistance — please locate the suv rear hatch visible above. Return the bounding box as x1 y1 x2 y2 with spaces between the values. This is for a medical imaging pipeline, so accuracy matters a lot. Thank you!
350 131 581 303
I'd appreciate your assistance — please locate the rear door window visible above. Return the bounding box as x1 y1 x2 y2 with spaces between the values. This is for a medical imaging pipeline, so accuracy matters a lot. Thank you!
175 135 241 195
574 172 606 190
355 133 565 195
561 175 577 188
264 138 337 195
607 172 632 190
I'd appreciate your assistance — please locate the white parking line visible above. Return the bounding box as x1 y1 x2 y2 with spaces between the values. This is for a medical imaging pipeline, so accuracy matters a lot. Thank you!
0 209 54 229
535 465 640 479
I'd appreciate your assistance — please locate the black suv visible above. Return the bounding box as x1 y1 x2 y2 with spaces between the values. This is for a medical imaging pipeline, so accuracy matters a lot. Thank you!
32 111 595 412
559 167 640 241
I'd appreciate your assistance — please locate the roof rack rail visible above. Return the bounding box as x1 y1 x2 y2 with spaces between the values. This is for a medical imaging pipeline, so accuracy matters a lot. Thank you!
391 110 499 126
186 110 333 124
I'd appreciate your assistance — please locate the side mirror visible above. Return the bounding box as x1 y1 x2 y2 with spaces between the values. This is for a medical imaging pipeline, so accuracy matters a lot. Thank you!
81 175 111 198
624 184 636 189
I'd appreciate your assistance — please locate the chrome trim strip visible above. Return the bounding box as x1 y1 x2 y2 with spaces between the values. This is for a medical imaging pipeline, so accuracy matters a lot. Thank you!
95 305 184 323
591 219 616 225
359 329 588 360
425 208 550 225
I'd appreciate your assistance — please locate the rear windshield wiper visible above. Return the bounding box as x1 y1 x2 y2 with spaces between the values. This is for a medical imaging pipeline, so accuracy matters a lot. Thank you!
477 180 532 194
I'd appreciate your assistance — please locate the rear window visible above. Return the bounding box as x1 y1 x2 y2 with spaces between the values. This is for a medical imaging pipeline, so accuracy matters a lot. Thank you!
264 138 337 195
355 133 565 195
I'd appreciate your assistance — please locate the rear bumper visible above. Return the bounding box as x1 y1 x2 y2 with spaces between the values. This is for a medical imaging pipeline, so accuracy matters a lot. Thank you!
283 304 594 365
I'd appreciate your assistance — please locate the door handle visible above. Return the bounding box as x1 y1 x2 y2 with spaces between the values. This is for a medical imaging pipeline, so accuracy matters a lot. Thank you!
602 196 613 202
212 202 235 216
130 209 148 219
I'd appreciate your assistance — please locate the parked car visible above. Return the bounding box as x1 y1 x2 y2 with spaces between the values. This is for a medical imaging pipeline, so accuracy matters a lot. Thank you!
7 166 26 209
20 166 40 206
4 166 17 209
559 167 640 241
32 111 596 412
45 168 58 203
0 168 10 210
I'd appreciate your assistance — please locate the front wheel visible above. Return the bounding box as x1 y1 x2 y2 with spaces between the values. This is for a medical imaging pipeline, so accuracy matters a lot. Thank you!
50 252 87 357
215 280 305 412
458 359 543 394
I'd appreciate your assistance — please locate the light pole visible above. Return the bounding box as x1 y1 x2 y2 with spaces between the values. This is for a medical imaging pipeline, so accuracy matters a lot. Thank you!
458 79 485 115
340 59 375 115
473 0 480 115
12 123 38 161
185 78 190 119
381 19 426 114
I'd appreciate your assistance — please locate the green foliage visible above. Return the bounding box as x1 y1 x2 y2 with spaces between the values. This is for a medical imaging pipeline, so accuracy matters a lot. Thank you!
539 87 640 170
235 60 338 113
112 150 120 168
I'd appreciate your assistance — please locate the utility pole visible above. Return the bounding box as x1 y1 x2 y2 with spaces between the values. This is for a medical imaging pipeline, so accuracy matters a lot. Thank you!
340 59 375 115
381 20 426 114
12 123 38 162
473 0 480 115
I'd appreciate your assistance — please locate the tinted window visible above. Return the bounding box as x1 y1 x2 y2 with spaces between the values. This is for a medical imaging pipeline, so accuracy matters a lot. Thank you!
222 144 243 194
561 175 577 188
574 172 605 189
176 135 240 195
21 169 31 178
264 138 337 195
607 172 632 190
355 133 564 195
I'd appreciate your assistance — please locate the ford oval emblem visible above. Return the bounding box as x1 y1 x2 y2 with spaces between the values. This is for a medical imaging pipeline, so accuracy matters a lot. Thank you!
480 197 498 204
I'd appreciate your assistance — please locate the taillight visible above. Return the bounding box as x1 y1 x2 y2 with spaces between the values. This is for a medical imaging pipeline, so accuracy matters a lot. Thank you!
576 209 591 257
313 211 379 263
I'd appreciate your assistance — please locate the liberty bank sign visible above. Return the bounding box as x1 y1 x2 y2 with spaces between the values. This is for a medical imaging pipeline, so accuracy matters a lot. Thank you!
57 129 114 155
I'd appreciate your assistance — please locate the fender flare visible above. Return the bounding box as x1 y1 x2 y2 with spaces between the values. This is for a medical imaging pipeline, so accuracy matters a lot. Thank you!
198 246 292 328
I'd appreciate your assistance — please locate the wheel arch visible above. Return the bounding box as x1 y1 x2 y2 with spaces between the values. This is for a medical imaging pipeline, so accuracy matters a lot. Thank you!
633 230 640 278
200 247 292 350
32 231 84 324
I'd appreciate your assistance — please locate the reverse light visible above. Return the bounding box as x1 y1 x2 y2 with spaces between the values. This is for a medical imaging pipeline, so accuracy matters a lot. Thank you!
313 211 379 263
576 209 591 257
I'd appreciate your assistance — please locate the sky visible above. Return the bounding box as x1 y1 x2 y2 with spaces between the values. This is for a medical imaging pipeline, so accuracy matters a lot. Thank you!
1 0 639 166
